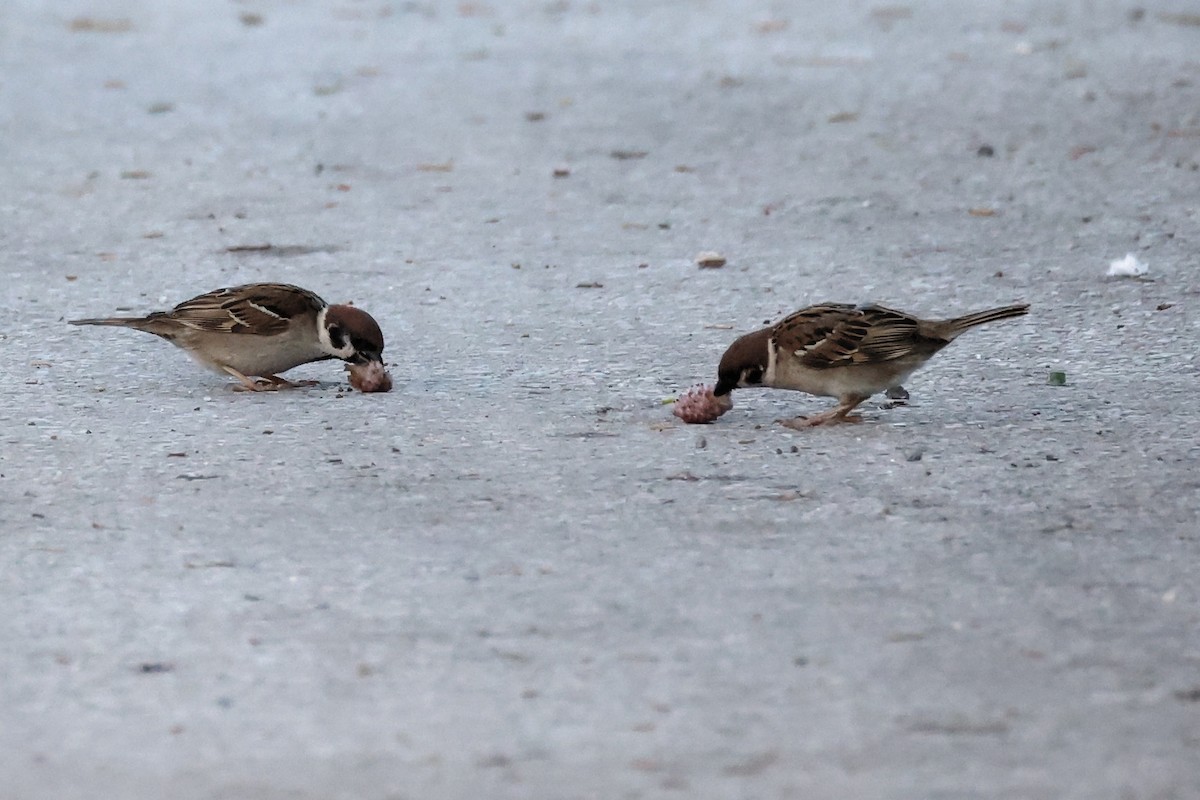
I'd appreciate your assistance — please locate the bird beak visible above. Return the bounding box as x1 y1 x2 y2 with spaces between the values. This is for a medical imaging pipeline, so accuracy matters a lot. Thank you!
351 351 383 366
713 377 736 397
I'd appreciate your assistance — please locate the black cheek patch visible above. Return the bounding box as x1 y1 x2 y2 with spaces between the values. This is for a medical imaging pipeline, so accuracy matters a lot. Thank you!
327 325 346 350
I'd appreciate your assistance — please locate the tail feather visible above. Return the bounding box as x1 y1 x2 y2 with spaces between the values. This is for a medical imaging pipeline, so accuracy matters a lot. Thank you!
69 317 148 328
944 304 1029 336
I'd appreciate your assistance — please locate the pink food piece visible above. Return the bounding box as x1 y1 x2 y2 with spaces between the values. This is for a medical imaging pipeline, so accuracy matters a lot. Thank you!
672 383 732 424
347 360 393 393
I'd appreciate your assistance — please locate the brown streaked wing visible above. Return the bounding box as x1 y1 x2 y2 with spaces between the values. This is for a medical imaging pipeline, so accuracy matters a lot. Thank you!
848 305 925 362
772 303 863 370
775 303 922 369
167 284 326 335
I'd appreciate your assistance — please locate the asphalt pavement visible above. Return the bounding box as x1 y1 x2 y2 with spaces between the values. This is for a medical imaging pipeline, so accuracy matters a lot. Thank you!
2 2 1198 798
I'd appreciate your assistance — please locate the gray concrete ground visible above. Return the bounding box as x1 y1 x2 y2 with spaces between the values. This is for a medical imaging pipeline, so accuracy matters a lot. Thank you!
2 1 1199 798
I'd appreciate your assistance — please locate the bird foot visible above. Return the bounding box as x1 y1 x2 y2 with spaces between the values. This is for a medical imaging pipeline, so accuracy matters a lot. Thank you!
232 380 278 393
225 368 316 392
777 412 864 430
264 375 318 389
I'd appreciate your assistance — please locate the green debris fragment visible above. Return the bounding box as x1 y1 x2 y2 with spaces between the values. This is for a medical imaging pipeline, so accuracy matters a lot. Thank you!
1047 371 1067 386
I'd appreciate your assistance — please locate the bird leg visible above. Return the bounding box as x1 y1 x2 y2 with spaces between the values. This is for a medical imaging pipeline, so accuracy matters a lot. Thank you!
778 395 868 429
224 366 274 392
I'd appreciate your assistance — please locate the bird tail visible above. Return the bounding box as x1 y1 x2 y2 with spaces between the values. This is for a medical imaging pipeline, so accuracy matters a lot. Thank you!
69 316 149 328
944 304 1029 336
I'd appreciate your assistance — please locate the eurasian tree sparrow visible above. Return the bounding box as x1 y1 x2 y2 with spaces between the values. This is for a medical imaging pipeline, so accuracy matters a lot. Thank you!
712 302 1029 427
70 282 387 391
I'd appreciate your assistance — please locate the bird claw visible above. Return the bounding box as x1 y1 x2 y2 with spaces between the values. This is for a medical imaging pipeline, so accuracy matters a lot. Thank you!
777 413 863 430
231 380 278 393
230 375 318 392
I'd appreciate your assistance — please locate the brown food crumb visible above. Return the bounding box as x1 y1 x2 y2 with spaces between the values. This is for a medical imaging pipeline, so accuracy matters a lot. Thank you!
348 361 393 393
672 384 732 424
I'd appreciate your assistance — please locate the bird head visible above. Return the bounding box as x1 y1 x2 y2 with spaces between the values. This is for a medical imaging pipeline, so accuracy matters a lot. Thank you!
714 329 770 397
320 304 385 365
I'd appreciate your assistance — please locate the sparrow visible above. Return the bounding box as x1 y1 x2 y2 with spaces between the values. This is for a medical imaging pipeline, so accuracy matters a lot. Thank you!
70 283 385 391
713 302 1029 428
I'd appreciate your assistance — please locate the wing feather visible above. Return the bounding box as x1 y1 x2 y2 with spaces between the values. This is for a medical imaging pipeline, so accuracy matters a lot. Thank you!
167 284 325 335
773 303 926 369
